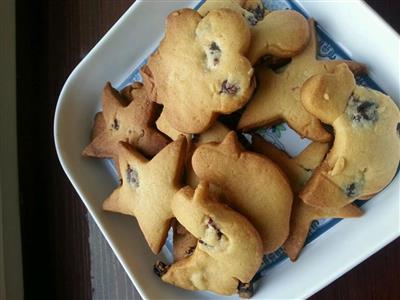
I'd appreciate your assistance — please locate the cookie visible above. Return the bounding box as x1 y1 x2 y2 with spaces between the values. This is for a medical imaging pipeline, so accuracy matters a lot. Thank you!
145 8 254 133
172 221 198 261
155 182 263 296
102 136 187 254
82 82 170 160
199 0 310 64
192 131 293 253
238 20 366 142
251 135 363 261
300 63 400 208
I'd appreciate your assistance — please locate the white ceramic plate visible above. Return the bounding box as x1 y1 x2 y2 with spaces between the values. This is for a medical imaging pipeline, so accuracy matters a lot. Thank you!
54 0 400 299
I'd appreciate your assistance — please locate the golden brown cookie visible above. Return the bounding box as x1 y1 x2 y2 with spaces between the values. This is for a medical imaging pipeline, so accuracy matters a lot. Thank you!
238 20 366 142
251 135 363 261
199 0 310 64
102 136 187 254
82 82 170 159
155 182 263 296
192 131 293 253
146 8 254 133
300 63 400 208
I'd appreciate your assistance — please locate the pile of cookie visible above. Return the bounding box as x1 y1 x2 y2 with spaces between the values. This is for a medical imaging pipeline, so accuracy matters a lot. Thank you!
83 0 400 297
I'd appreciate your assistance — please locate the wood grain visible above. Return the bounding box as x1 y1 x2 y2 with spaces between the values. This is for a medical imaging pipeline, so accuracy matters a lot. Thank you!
16 1 134 299
16 0 399 299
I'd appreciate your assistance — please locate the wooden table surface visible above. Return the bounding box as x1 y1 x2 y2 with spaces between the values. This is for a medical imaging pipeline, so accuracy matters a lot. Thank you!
17 1 399 299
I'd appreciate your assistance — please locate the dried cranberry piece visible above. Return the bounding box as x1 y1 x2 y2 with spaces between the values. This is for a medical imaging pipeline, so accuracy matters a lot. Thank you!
220 80 240 95
191 134 200 143
248 5 264 22
126 164 139 187
185 246 196 256
237 281 254 298
344 182 357 197
111 118 119 130
207 218 222 240
153 261 169 277
209 42 221 66
356 101 378 121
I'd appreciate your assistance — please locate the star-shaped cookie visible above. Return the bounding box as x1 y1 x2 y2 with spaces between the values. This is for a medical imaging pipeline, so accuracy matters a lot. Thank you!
82 82 170 160
102 136 187 254
238 20 366 142
199 0 310 64
252 135 363 261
